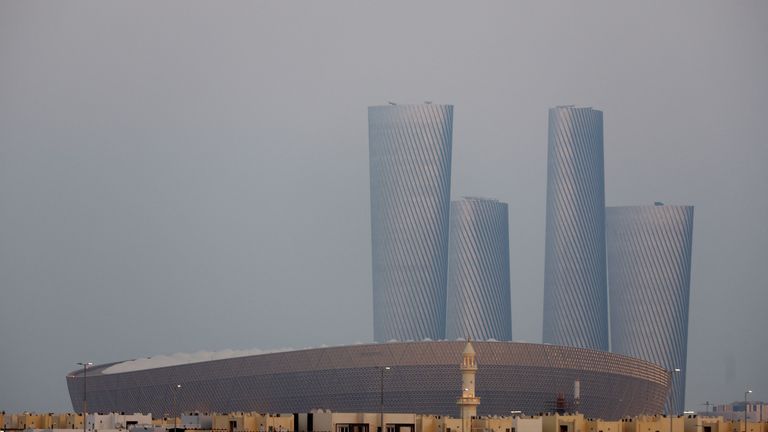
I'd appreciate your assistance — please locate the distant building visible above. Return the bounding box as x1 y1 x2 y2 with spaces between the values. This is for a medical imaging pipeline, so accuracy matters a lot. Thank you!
66 341 669 420
711 401 768 422
369 103 454 342
542 106 609 351
607 204 694 415
446 197 511 341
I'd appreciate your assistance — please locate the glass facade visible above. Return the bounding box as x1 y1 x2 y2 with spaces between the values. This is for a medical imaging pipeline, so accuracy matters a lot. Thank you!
67 341 669 420
607 204 694 414
369 104 453 342
446 198 511 341
543 106 609 351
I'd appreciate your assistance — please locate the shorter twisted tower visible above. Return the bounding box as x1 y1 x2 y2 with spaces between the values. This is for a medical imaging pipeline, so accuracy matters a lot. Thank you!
607 203 694 415
446 197 511 341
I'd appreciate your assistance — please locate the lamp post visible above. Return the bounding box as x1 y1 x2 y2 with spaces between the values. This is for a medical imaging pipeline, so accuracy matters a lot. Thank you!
379 366 390 432
744 390 752 432
669 368 681 432
76 362 93 432
174 384 182 432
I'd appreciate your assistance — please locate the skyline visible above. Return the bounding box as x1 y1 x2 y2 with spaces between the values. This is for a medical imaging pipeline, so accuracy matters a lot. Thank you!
0 1 766 413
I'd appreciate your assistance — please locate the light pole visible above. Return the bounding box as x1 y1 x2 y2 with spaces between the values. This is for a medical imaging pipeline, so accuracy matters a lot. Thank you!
744 389 752 432
174 384 182 431
379 367 390 432
669 368 681 432
76 362 93 432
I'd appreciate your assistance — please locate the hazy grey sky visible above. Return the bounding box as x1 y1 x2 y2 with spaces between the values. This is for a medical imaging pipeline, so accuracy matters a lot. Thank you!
1 1 766 413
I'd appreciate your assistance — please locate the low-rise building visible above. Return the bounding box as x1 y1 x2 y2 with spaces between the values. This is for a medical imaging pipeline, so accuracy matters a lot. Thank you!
467 414 541 432
1 411 765 432
88 413 152 431
620 415 685 432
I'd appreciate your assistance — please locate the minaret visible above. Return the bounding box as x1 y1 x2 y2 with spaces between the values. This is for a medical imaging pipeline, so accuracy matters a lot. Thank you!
457 340 480 432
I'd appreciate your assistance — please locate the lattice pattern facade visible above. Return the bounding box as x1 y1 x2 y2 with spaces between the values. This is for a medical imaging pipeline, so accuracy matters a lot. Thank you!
369 104 453 342
607 205 694 415
446 198 511 341
542 106 609 351
67 341 670 420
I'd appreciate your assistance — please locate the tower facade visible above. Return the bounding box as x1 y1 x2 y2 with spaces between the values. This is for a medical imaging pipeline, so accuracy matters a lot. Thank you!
446 197 511 341
369 104 453 342
607 204 694 415
542 106 609 350
457 340 480 428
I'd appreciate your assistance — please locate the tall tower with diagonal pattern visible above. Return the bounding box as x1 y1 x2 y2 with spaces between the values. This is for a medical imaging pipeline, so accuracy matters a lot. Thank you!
607 204 694 415
446 197 511 341
542 105 608 351
369 103 453 342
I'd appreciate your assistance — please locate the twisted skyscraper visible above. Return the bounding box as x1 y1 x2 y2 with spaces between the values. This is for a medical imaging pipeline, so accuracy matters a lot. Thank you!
446 197 511 341
369 104 453 342
542 106 609 351
607 204 694 415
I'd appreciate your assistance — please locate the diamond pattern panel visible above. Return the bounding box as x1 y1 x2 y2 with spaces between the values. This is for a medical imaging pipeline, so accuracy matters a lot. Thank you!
543 106 609 351
369 104 453 342
67 341 669 420
606 205 694 415
445 198 511 341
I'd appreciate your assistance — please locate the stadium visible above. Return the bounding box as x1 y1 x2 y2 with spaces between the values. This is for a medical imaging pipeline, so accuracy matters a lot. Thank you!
67 341 670 420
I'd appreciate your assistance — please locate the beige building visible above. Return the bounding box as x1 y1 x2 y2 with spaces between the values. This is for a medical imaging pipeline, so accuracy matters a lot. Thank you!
466 415 542 432
2 412 767 432
2 413 83 431
302 411 418 432
152 412 293 432
620 415 684 432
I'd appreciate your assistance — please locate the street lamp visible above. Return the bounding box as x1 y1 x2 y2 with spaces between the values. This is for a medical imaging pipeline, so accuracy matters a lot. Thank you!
379 367 390 432
76 362 93 432
510 411 522 417
669 368 681 432
744 389 752 432
174 384 182 432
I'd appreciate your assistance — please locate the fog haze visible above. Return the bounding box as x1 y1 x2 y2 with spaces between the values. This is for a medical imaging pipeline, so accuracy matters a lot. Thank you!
0 1 766 412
